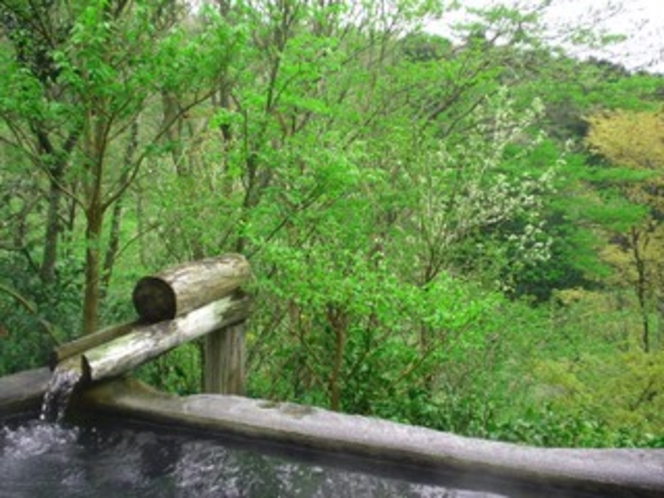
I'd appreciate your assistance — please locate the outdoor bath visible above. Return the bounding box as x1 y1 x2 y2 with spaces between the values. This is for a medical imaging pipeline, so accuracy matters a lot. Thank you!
2 366 664 497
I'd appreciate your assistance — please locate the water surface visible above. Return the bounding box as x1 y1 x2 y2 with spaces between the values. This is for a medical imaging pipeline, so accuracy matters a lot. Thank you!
1 417 509 497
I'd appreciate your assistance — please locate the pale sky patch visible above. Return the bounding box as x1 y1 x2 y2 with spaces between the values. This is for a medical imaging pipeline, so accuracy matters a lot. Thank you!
429 0 664 73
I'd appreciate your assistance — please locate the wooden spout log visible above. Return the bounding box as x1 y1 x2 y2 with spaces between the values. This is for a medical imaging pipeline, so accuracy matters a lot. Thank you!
82 292 252 383
132 254 251 323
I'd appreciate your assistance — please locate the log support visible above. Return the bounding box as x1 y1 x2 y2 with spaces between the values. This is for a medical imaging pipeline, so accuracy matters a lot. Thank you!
204 322 246 395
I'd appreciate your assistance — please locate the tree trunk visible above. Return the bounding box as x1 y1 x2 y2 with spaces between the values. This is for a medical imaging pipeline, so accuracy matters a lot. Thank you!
40 175 63 283
102 122 138 291
631 228 651 353
83 206 104 334
101 191 124 293
327 305 347 412
38 129 79 282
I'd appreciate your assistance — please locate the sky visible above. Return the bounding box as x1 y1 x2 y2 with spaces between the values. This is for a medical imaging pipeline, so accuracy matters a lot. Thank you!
429 0 664 73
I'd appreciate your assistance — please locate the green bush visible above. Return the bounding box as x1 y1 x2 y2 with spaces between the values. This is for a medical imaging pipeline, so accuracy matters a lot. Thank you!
0 254 83 375
135 342 202 395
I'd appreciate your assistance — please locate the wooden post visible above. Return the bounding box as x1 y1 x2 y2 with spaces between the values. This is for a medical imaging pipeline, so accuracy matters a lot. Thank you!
204 322 246 395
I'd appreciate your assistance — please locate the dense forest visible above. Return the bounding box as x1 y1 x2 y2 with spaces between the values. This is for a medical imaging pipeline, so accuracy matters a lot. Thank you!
1 0 663 448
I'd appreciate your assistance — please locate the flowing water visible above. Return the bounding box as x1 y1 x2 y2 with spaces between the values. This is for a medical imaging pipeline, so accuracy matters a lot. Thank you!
0 417 516 498
40 363 83 422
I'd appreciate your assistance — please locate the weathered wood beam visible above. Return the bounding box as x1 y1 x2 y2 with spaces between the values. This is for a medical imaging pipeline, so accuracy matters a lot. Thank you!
132 253 251 323
51 321 138 367
82 292 251 383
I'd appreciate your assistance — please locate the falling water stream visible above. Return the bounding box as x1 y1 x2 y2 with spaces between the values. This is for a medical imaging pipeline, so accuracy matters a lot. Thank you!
40 362 83 422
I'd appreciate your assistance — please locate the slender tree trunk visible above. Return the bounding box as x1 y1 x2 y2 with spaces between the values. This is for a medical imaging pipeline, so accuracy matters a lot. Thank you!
134 179 148 267
631 228 650 353
327 304 347 411
38 129 80 282
101 122 138 291
40 174 63 283
657 296 664 351
101 192 123 292
80 107 110 335
162 91 185 173
83 205 104 334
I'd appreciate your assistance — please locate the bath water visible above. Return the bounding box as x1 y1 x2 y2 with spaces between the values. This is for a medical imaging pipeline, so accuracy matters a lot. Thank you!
1 417 513 498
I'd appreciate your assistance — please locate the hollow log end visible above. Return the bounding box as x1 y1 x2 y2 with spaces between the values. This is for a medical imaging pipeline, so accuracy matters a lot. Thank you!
132 277 176 323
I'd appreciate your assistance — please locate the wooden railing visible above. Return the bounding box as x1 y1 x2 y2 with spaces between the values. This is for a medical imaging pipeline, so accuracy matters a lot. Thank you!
51 254 252 394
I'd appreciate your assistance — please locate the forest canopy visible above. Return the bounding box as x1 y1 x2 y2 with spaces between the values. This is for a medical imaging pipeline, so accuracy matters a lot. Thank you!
0 0 663 448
